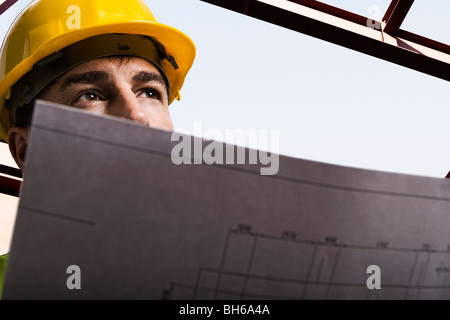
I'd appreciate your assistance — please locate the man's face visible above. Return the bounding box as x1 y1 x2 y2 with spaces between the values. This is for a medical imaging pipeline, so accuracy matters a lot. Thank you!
8 56 173 171
39 56 173 131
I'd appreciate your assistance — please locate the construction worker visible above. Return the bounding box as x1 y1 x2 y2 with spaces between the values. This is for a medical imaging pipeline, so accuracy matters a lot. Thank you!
0 0 196 298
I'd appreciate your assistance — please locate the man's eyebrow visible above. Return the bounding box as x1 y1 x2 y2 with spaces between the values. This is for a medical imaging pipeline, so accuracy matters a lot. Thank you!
60 71 112 91
133 71 167 87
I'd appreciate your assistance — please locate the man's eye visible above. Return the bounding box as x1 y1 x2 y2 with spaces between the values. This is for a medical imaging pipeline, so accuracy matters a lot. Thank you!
139 88 160 99
73 90 105 105
81 92 100 101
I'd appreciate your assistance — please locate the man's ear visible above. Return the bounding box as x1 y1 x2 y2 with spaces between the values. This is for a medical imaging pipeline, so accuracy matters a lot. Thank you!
7 127 29 172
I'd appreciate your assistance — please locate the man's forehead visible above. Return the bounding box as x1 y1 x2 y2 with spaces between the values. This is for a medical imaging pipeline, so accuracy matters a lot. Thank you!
59 56 163 81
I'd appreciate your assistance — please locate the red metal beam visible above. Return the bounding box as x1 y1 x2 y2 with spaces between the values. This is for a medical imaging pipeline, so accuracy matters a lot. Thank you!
0 174 21 197
0 154 22 197
0 164 22 178
289 0 381 29
200 0 450 82
0 0 18 15
383 0 414 35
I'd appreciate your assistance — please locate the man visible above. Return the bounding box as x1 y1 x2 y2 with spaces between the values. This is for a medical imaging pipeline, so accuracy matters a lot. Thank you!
0 0 196 297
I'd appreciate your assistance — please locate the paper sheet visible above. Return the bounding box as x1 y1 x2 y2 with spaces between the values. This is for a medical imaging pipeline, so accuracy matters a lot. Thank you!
3 100 450 299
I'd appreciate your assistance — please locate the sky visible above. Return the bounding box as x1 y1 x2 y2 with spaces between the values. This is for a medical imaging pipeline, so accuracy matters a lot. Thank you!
0 0 449 179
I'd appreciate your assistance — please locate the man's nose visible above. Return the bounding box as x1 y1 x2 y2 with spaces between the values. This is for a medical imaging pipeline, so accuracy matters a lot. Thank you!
110 91 149 126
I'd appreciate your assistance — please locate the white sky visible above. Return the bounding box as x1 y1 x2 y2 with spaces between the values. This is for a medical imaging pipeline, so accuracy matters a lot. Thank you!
0 0 449 178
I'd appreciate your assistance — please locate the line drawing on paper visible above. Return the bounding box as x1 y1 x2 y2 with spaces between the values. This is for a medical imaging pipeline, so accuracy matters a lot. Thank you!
162 224 450 300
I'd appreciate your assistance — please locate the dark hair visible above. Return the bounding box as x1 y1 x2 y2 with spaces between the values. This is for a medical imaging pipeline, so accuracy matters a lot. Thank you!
4 98 34 128
13 100 34 128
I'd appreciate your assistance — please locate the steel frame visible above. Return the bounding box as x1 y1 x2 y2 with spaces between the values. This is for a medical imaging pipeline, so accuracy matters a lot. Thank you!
0 172 21 197
200 0 450 82
0 0 18 15
383 0 414 34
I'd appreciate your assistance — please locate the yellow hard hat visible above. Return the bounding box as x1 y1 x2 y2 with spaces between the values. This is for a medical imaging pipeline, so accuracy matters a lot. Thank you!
0 0 196 142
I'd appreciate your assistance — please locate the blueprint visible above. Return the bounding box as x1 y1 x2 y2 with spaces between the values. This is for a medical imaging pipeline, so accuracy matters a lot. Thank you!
3 100 450 299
